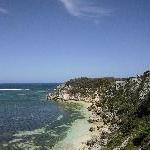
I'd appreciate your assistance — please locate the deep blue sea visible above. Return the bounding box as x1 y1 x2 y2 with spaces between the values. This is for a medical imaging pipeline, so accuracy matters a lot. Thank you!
0 83 84 150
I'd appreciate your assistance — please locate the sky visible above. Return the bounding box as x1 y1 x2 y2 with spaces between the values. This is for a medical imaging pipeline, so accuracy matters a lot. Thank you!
0 0 150 83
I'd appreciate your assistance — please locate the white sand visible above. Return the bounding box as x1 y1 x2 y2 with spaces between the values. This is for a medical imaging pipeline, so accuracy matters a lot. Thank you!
51 101 94 150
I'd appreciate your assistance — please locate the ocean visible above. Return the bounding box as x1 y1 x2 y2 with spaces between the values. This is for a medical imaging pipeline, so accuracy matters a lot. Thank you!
0 83 85 150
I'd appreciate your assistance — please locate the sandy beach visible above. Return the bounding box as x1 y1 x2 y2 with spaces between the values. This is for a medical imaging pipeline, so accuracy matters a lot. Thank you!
51 100 100 150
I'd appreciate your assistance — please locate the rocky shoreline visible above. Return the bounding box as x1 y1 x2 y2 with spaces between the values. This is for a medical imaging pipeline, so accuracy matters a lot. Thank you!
47 71 150 150
47 95 112 150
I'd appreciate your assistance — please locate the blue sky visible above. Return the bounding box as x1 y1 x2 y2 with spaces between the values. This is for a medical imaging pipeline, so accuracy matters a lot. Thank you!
0 0 150 83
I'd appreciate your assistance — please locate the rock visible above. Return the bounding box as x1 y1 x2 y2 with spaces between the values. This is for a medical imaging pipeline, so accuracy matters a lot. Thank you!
96 108 102 115
87 106 92 111
88 118 94 123
86 138 97 147
100 131 109 139
89 127 95 132
97 126 102 130
95 102 102 107
88 116 99 123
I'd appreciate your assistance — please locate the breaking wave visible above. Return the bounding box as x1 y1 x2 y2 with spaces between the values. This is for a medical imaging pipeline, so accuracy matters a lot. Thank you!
0 89 30 91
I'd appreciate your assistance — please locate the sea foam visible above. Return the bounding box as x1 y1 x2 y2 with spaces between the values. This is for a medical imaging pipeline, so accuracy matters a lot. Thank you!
0 89 30 91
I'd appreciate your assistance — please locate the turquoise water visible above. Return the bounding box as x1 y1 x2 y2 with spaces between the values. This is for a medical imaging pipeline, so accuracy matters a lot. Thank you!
0 84 84 150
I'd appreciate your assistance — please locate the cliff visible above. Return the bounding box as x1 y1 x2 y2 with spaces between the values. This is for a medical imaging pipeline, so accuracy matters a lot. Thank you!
48 77 120 102
48 71 150 150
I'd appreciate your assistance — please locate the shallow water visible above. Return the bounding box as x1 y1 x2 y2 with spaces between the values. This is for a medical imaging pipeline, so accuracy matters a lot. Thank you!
52 104 91 150
0 83 85 150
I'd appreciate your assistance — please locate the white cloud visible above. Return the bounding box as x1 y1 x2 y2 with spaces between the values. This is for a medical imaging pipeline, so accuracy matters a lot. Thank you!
0 7 8 14
59 0 111 18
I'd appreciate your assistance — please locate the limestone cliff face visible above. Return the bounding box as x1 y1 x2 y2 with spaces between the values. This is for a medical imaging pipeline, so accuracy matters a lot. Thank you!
47 77 117 102
47 85 101 102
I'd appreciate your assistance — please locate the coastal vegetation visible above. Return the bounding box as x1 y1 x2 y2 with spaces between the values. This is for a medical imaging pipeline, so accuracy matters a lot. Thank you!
101 71 150 150
48 71 150 150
